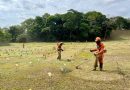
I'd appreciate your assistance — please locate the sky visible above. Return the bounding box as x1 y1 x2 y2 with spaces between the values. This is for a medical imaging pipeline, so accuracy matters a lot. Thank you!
0 0 130 27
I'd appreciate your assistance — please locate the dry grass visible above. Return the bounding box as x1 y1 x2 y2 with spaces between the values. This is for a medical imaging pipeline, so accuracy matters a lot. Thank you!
0 31 130 90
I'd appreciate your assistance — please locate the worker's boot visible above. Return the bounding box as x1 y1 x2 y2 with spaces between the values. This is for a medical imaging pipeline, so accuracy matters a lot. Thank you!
57 57 59 60
57 51 61 60
57 57 61 60
93 64 98 71
100 63 103 71
93 59 98 71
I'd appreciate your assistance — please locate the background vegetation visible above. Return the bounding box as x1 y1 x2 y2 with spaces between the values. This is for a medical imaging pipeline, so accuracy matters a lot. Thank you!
0 9 130 42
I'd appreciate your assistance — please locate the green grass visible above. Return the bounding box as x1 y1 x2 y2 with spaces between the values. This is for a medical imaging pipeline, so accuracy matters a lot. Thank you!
0 32 130 89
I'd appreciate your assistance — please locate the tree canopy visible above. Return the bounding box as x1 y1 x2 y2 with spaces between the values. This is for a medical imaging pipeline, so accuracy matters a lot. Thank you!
0 9 130 42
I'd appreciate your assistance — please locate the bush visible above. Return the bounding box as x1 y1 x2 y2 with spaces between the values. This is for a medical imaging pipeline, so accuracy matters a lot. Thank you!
17 34 28 43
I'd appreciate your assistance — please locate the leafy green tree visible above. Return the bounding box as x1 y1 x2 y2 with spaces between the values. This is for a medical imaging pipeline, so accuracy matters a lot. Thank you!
78 22 90 41
110 16 129 30
0 29 4 41
8 25 24 42
126 19 130 29
21 18 35 31
21 17 45 41
0 28 11 42
46 14 64 41
14 9 122 42
42 13 50 27
17 34 28 43
17 34 28 48
62 9 83 41
84 11 108 40
41 27 56 41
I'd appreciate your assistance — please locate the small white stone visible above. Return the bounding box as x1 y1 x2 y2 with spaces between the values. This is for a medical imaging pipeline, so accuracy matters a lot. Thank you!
15 64 19 67
29 62 32 64
6 58 9 60
60 67 64 71
48 72 52 77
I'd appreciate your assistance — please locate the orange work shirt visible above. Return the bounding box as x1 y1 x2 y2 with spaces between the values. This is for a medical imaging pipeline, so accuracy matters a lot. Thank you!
97 43 105 55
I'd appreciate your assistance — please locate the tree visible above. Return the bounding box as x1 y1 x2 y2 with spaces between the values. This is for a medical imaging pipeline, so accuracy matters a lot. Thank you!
0 28 11 42
8 25 24 42
17 34 28 48
78 22 90 41
84 11 107 40
41 27 56 41
17 34 28 43
45 14 64 41
6 9 121 42
21 18 35 31
110 16 128 30
126 19 130 29
0 29 4 41
62 9 83 41
42 13 50 27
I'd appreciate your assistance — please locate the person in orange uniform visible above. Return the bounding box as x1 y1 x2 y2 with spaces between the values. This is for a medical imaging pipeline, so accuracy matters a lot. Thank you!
90 37 106 71
57 42 64 60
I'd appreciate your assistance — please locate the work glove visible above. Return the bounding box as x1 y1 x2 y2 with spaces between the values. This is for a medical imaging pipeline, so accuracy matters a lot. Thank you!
90 49 93 52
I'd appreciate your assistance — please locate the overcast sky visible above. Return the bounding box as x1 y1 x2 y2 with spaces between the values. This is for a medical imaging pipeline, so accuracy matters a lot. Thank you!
0 0 130 27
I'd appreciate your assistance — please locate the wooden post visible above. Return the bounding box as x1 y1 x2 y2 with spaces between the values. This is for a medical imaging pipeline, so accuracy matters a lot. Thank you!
23 43 25 48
